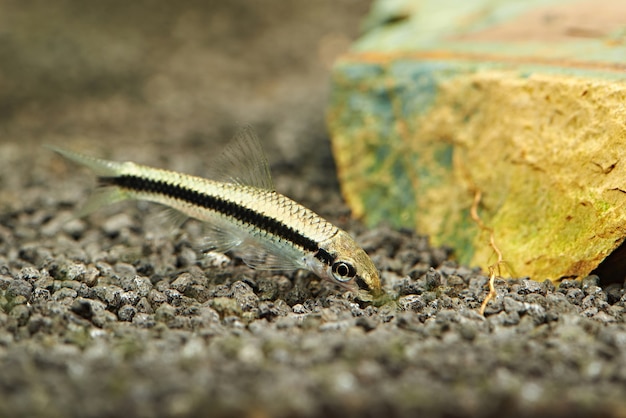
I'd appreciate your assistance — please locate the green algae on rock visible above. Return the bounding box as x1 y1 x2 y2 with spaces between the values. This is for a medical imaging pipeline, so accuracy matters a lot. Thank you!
327 0 626 283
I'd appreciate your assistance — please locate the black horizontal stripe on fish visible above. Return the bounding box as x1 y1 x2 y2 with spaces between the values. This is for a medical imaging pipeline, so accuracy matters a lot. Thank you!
100 175 335 265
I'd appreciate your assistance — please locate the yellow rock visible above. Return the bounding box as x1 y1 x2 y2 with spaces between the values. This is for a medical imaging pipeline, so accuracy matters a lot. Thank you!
328 0 626 283
328 61 626 284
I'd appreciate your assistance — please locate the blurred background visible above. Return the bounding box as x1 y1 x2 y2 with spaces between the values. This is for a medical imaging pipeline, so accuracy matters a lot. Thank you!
0 0 371 202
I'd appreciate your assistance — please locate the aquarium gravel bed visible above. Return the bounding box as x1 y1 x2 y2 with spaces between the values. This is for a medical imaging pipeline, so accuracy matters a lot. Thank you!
1 1 626 416
1 148 626 418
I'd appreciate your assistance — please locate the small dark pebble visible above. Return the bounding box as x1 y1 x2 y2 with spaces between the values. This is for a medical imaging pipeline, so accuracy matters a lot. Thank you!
171 272 194 294
32 288 51 302
606 286 624 305
118 304 137 322
155 303 177 323
70 298 96 320
424 268 442 289
163 288 183 306
132 313 157 328
565 288 584 305
6 279 33 301
120 290 140 306
53 287 78 301
355 316 378 332
148 289 167 306
559 278 581 290
9 304 30 326
27 313 53 335
92 284 124 308
398 295 426 312
516 279 546 295
258 299 290 320
0 275 12 290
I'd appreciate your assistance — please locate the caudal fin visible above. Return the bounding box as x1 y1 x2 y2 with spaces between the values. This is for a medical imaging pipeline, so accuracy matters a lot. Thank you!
46 145 124 177
47 145 130 216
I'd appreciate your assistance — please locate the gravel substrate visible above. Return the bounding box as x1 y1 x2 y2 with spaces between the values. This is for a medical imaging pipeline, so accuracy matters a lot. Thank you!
1 162 626 417
2 2 626 417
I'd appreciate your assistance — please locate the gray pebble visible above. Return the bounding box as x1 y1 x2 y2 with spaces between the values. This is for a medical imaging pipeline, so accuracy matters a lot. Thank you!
398 295 426 312
177 246 197 267
407 263 431 279
0 275 12 290
6 279 33 301
163 288 183 306
102 213 134 236
136 297 153 314
458 322 478 341
19 266 40 281
517 279 546 295
54 280 82 291
592 311 615 324
606 287 623 304
120 290 140 306
61 218 86 238
118 304 137 322
190 306 221 330
581 275 600 291
53 287 78 301
490 310 520 326
171 272 194 294
258 299 290 319
114 262 137 279
70 297 107 320
27 313 53 335
199 252 231 269
525 303 547 324
559 279 581 290
230 281 259 312
92 310 118 328
355 316 378 332
82 266 100 287
582 292 608 310
394 276 424 296
132 313 156 328
95 261 116 278
131 275 153 297
155 280 170 292
149 289 167 306
503 296 525 314
17 245 42 265
565 288 584 305
64 263 87 281
9 304 30 326
92 285 124 308
292 304 308 314
583 307 598 317
155 303 177 323
32 288 51 302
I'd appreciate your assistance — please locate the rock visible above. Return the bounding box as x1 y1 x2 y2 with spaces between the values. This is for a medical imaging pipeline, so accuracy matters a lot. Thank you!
6 279 33 301
327 0 626 283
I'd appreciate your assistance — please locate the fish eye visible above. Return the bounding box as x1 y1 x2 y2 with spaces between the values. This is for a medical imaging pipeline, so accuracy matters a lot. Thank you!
331 261 356 282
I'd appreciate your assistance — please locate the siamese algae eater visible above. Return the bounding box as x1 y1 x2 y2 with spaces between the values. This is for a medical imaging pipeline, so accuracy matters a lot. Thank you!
50 128 382 299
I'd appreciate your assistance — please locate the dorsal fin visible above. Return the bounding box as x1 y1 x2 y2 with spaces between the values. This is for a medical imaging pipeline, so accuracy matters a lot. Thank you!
208 125 274 190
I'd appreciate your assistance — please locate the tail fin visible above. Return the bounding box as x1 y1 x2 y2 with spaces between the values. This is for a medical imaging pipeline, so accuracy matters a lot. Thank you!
47 145 130 216
46 145 124 177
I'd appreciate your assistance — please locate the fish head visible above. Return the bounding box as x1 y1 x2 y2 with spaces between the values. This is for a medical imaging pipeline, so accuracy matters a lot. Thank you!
311 230 384 299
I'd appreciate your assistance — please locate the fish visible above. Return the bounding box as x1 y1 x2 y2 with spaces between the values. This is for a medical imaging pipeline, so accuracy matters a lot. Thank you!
48 127 383 299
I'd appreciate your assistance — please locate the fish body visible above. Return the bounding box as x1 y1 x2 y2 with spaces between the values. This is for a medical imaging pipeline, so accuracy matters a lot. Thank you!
49 129 382 298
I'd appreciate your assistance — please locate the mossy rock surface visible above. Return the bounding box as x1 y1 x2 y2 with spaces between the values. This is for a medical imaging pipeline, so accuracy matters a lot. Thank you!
327 0 626 282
